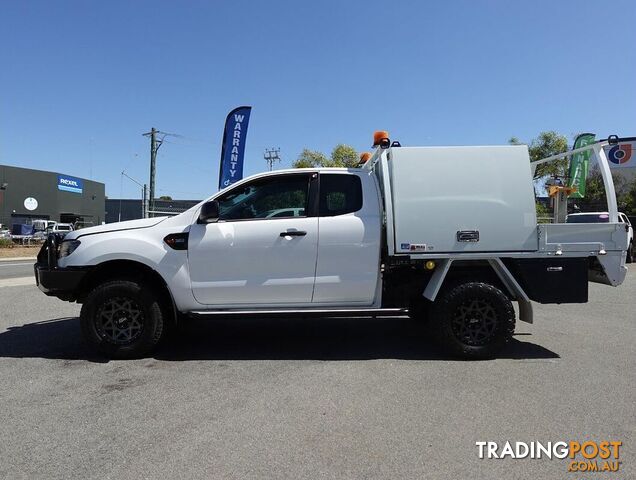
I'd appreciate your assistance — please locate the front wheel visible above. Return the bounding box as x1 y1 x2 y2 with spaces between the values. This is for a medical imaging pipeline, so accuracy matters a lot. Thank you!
431 282 515 359
80 280 165 359
627 242 633 263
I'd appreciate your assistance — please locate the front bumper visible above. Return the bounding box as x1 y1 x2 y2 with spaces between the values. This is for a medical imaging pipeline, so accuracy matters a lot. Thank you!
34 235 87 300
34 263 87 299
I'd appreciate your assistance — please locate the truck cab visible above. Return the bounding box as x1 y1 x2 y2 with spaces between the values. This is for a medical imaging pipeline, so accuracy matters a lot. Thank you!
187 169 381 307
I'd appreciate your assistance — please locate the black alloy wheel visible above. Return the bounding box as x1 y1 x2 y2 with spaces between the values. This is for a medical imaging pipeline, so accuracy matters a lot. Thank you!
431 282 515 359
95 296 145 345
80 280 165 359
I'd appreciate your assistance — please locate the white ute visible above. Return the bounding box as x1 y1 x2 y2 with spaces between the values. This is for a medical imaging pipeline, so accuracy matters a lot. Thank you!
35 133 630 359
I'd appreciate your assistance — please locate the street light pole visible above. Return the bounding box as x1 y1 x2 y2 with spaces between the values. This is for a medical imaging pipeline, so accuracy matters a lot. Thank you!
121 171 148 219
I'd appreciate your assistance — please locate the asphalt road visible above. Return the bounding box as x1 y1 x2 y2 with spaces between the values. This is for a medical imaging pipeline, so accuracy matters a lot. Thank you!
0 273 634 479
0 259 34 280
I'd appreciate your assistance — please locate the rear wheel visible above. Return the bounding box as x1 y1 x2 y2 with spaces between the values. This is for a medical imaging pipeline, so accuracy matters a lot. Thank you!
431 282 515 359
627 242 633 263
80 280 164 359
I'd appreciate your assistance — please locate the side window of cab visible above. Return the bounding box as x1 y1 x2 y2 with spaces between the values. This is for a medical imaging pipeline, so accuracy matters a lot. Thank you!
216 174 311 221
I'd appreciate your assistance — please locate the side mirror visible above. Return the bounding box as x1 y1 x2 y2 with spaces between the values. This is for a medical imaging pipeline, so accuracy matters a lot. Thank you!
198 200 220 224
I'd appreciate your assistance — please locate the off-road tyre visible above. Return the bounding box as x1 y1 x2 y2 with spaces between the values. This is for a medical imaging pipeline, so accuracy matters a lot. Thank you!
431 282 515 360
80 280 164 359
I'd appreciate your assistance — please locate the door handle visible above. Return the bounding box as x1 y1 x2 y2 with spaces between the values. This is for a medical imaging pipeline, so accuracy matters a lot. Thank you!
280 230 307 237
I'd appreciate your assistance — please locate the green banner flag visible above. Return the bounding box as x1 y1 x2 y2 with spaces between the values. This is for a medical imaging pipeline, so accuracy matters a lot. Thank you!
567 133 596 198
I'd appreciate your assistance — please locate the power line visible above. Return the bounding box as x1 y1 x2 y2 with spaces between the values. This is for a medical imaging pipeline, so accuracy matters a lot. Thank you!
163 136 219 146
157 187 209 197
122 153 140 172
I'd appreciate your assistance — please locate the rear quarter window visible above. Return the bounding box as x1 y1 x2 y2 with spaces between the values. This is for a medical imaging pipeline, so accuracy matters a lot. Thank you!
319 174 363 216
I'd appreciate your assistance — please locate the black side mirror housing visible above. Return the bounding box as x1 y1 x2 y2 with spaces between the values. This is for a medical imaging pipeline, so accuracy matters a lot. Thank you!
198 200 220 224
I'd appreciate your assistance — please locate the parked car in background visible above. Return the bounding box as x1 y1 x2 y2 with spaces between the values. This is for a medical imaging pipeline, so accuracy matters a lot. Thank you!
257 207 306 218
46 223 74 238
32 219 57 233
566 212 633 263
32 222 76 242
73 221 93 230
32 231 47 242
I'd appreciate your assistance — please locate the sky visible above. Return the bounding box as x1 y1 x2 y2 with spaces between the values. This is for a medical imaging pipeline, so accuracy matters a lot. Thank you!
1 0 635 199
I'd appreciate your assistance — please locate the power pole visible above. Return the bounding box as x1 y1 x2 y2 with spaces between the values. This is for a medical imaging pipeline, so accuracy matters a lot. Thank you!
149 128 156 215
142 184 148 219
143 127 163 216
142 128 167 217
264 148 281 171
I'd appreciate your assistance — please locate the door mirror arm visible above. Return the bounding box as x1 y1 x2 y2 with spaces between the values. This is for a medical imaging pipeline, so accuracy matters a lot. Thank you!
198 200 220 224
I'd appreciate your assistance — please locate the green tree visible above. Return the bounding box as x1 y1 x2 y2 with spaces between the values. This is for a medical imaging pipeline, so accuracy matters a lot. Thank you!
158 195 173 201
330 144 359 168
509 131 569 179
293 144 358 168
535 201 552 223
623 177 636 215
293 149 329 168
578 166 630 211
509 131 569 221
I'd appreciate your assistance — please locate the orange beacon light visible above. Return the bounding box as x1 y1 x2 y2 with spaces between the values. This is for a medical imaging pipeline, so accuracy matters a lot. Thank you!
373 131 390 147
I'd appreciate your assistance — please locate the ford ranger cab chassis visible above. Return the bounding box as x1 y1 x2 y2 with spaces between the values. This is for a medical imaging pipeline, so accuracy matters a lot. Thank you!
35 135 630 359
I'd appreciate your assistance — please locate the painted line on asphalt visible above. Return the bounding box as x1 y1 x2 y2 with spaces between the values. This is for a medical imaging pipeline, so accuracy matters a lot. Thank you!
0 277 35 288
0 262 34 267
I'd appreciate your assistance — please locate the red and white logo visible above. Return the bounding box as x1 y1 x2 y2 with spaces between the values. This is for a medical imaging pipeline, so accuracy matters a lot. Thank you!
607 144 633 165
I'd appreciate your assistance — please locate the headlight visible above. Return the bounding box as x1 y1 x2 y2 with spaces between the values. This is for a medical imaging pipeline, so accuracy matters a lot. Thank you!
59 239 81 258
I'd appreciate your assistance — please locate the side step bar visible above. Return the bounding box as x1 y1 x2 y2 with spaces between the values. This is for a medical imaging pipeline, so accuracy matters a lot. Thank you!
189 308 407 319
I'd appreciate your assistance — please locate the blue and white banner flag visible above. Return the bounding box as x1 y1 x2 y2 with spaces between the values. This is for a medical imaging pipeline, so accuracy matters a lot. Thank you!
218 106 252 190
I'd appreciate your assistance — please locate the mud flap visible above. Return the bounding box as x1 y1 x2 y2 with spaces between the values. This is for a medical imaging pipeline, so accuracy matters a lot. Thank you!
488 258 533 324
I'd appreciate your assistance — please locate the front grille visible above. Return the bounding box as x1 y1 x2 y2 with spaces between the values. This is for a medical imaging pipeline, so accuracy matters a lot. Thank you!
37 234 62 268
36 241 49 264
